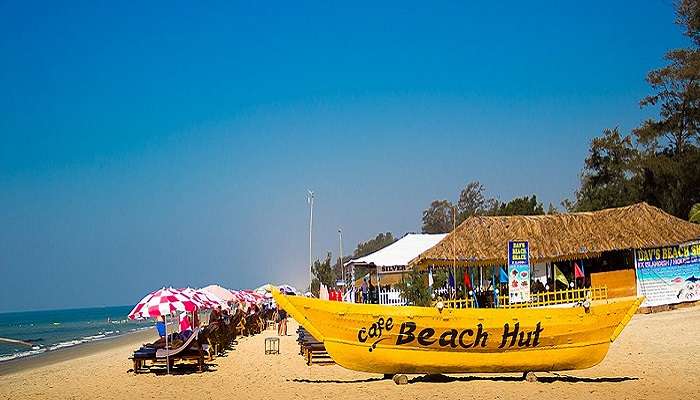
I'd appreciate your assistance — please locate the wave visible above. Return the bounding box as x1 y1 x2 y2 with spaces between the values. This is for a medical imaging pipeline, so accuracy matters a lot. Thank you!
0 348 47 362
48 339 85 351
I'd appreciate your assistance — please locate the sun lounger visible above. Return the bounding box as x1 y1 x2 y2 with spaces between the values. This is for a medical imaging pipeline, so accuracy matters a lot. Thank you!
155 328 206 372
130 328 206 374
296 326 334 366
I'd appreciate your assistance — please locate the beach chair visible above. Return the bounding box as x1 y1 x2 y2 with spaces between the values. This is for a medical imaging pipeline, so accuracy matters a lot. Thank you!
154 328 206 373
130 346 158 373
296 327 334 366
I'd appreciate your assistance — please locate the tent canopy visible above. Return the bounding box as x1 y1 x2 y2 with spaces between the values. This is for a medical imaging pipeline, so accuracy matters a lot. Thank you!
346 233 447 271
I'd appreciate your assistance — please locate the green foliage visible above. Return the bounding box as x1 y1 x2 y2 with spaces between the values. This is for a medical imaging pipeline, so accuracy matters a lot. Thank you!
494 195 545 216
634 0 700 155
571 2 700 219
677 0 700 45
456 181 499 223
421 200 455 233
638 147 700 217
310 252 335 297
574 128 641 212
353 232 396 258
690 203 700 223
397 269 432 306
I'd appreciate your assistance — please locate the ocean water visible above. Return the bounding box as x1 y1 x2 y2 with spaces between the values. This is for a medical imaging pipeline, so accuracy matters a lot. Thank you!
0 305 151 362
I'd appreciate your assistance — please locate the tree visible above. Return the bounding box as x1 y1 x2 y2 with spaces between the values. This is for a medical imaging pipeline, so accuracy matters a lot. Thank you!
631 1 700 218
456 181 499 223
353 232 396 258
421 200 455 233
677 0 700 45
634 0 700 154
310 253 335 297
397 269 432 306
690 203 700 223
494 195 545 216
574 128 641 211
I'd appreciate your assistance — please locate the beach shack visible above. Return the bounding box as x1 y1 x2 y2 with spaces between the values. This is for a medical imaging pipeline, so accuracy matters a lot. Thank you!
410 203 700 309
346 233 447 305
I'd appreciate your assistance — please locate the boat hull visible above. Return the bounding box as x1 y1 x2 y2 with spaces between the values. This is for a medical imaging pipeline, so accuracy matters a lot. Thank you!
273 291 642 374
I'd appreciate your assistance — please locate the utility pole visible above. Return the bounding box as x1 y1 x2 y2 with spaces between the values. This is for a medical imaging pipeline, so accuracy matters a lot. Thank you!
338 228 343 293
307 190 314 292
453 206 457 300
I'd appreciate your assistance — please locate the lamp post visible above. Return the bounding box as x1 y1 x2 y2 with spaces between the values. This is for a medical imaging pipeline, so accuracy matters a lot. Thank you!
338 228 343 296
307 190 314 292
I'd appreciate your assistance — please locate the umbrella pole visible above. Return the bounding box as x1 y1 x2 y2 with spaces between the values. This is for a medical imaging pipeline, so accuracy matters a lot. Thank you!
165 315 170 375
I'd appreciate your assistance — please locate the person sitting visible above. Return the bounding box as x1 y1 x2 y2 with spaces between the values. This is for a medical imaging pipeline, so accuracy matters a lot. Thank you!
155 316 166 338
179 313 193 340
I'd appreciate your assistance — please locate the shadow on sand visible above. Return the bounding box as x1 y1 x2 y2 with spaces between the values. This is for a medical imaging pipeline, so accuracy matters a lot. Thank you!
291 373 638 385
408 373 639 384
128 362 219 376
291 377 386 384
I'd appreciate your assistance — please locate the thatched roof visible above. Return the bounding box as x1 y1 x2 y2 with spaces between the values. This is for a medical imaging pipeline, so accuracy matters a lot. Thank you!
412 202 700 267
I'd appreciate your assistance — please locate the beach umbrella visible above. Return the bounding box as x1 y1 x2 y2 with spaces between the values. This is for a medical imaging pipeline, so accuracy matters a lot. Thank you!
278 284 297 295
201 284 237 303
127 287 199 320
180 287 230 311
254 283 272 294
127 287 200 375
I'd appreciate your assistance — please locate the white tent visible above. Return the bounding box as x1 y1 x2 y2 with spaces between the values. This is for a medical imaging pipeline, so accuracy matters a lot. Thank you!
346 233 448 272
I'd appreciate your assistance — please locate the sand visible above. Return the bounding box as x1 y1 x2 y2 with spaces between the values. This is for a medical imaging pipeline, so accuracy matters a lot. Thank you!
1 306 699 400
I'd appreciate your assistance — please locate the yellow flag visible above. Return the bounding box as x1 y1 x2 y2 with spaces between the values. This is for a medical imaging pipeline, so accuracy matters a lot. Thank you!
554 264 569 287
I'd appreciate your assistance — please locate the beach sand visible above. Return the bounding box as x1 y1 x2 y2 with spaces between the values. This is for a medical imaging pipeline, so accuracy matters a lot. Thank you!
1 306 699 400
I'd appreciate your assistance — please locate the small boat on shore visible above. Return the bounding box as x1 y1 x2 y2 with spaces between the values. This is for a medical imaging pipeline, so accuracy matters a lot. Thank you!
272 289 643 374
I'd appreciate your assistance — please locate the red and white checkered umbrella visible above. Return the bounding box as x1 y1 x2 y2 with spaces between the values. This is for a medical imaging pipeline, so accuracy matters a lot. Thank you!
127 287 200 320
180 287 230 311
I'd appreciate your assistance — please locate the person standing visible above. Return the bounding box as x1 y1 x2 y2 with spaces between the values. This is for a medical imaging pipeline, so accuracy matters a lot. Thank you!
276 305 288 336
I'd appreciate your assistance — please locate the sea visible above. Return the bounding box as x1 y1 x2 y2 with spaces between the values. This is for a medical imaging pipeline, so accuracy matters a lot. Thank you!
0 305 151 362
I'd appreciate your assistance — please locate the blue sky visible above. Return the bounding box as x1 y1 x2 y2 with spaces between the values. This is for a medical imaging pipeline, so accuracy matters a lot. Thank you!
0 1 687 312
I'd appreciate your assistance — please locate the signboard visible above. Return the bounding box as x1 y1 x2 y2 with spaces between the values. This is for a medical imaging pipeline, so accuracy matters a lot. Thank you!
377 265 410 274
635 242 700 307
508 241 531 303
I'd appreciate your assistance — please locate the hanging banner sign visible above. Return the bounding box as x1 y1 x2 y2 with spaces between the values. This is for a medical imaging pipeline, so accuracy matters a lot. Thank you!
508 241 531 303
635 242 700 307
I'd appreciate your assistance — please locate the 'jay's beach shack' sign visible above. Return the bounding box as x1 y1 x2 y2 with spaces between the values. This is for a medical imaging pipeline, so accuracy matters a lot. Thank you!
508 241 531 303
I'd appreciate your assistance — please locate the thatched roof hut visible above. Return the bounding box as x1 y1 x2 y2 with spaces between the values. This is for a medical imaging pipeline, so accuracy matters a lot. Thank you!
411 202 700 268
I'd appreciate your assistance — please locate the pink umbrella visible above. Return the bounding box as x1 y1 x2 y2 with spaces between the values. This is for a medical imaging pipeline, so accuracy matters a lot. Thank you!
128 287 200 320
179 287 225 310
127 287 200 375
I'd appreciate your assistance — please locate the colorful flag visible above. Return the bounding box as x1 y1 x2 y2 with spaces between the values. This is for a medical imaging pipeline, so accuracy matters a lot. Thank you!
554 264 569 287
492 273 498 308
574 262 584 279
499 267 508 283
463 270 472 289
428 268 434 287
448 270 455 288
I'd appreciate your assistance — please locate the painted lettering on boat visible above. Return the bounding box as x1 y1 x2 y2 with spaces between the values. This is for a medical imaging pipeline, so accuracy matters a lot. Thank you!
357 317 394 351
357 318 544 351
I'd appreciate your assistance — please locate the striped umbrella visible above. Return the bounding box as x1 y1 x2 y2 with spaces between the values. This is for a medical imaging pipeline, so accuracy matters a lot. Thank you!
127 287 200 320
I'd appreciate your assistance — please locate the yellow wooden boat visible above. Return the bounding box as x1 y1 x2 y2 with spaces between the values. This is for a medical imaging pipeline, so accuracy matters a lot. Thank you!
272 289 643 374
